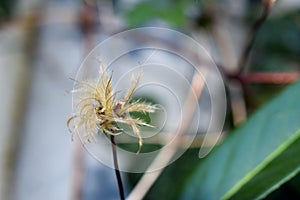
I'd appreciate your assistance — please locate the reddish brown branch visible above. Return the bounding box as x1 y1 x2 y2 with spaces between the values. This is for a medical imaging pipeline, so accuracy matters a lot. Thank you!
233 72 299 84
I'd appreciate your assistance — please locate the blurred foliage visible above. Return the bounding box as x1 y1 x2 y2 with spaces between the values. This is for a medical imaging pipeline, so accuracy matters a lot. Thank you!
123 0 217 28
250 10 300 72
127 147 201 200
127 81 300 199
124 0 300 72
124 0 186 27
122 1 300 199
245 9 300 115
0 0 15 22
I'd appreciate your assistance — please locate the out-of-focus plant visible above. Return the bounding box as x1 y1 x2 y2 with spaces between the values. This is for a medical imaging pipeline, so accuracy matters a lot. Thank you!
0 0 16 23
122 0 300 199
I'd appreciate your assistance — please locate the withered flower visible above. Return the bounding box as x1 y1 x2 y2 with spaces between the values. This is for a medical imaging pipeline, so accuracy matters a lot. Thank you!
68 66 157 153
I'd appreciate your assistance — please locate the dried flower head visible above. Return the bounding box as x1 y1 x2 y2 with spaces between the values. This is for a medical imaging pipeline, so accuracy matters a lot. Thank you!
68 65 157 153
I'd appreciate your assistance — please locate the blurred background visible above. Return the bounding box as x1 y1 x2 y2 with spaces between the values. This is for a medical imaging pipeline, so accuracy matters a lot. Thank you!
0 0 299 200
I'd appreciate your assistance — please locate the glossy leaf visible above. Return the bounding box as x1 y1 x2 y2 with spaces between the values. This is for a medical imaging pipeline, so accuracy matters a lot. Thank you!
180 81 300 200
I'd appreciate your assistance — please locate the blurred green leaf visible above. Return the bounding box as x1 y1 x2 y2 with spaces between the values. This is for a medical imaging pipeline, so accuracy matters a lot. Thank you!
124 1 186 27
251 10 300 72
127 147 202 199
180 81 300 200
0 0 15 20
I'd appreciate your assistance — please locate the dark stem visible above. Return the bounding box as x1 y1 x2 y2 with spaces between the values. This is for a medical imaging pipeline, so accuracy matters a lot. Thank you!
110 135 125 200
237 3 271 74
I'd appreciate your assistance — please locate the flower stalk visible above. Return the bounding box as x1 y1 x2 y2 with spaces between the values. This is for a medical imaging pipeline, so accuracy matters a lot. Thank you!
110 135 125 200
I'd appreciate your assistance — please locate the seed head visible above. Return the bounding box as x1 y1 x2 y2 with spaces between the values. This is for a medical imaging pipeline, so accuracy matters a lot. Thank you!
68 65 157 153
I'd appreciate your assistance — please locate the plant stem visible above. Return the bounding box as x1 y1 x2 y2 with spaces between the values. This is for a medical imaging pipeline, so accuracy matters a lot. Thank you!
110 135 125 200
237 2 271 74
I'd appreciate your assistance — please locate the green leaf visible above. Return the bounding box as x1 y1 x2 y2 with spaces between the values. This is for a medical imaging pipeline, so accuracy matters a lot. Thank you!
180 81 300 200
124 1 185 27
230 132 300 199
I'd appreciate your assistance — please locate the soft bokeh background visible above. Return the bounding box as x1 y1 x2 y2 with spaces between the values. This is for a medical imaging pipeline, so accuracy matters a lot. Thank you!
0 0 299 200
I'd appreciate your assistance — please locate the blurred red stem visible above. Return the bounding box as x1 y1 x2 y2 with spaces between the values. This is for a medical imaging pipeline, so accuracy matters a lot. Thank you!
229 72 299 84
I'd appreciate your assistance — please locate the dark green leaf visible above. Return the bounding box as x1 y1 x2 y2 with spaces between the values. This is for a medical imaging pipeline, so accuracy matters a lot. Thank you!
180 81 300 200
